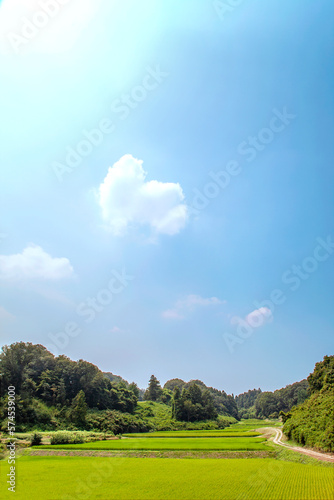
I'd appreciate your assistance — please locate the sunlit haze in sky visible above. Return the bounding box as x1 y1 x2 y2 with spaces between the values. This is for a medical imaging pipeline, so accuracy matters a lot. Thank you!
0 0 333 394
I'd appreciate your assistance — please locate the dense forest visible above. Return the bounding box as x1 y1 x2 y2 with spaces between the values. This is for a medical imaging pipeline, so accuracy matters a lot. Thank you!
0 342 238 433
0 342 141 433
235 380 309 419
0 342 332 451
235 388 262 418
282 355 334 452
254 380 309 418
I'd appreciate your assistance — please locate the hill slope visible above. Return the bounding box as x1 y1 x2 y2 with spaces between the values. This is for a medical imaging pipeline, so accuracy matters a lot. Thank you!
283 355 334 452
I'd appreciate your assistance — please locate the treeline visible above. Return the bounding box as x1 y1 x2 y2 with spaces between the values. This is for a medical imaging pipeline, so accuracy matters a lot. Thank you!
1 341 330 441
254 380 309 418
144 375 239 421
0 342 139 431
0 342 139 411
104 372 145 400
235 380 309 419
235 389 262 418
0 342 239 433
282 355 334 452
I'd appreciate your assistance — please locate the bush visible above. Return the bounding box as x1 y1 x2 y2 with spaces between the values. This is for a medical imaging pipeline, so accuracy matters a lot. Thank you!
268 412 279 419
138 406 154 418
151 417 236 432
30 432 42 446
86 410 152 434
50 431 86 445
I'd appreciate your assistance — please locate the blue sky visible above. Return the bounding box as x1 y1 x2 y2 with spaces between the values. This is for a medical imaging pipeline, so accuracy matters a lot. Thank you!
0 0 333 395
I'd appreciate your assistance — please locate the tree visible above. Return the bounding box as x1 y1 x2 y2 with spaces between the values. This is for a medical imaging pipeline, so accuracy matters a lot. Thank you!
172 383 217 422
283 356 334 452
144 375 163 402
172 386 183 420
279 410 291 423
114 386 137 413
68 390 87 427
56 379 67 406
37 370 58 405
160 388 173 404
187 383 203 405
307 355 334 394
202 389 218 420
128 382 140 399
0 342 55 396
183 399 202 422
235 389 262 410
164 378 186 392
255 392 278 418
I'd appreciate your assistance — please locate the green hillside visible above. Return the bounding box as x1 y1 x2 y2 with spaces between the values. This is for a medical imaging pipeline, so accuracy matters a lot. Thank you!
282 355 334 452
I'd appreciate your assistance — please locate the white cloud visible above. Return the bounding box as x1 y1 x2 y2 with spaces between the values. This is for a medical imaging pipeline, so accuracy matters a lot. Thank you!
111 326 122 333
0 0 103 55
162 309 184 320
98 154 188 236
0 244 74 281
163 294 224 320
231 307 273 329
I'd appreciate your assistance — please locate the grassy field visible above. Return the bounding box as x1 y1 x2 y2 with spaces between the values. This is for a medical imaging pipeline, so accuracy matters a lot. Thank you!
122 431 261 438
227 420 281 430
2 420 331 499
35 436 268 451
1 456 332 500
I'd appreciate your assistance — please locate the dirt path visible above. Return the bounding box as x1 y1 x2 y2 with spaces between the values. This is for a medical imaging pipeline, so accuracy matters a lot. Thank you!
271 427 334 463
25 449 273 459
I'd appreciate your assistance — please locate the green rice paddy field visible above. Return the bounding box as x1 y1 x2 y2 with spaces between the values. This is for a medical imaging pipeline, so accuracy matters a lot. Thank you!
36 436 267 451
1 421 333 499
122 431 261 437
1 456 332 500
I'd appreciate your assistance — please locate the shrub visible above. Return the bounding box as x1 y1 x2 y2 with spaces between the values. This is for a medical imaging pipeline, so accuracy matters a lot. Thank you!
86 410 152 434
268 412 279 419
50 431 85 445
139 406 154 418
30 432 42 446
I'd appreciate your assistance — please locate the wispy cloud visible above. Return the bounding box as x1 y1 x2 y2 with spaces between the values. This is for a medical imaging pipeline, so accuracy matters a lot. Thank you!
0 244 74 281
98 154 188 237
231 307 273 329
163 294 225 320
111 326 122 333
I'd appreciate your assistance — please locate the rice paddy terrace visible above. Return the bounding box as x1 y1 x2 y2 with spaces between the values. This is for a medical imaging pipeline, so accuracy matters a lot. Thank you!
1 420 332 499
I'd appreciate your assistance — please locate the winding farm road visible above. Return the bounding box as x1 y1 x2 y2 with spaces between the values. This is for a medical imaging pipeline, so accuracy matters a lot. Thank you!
271 428 334 463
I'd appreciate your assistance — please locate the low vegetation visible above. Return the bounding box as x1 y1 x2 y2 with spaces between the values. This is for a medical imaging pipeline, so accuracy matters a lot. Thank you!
50 431 87 445
122 431 261 438
35 436 268 451
0 456 332 500
29 432 42 446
